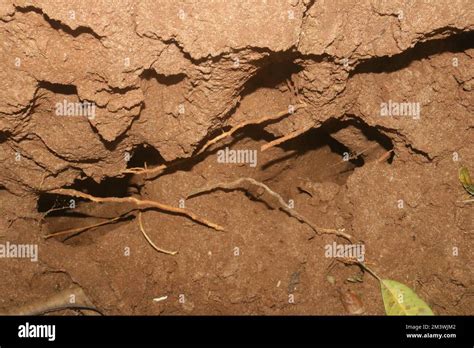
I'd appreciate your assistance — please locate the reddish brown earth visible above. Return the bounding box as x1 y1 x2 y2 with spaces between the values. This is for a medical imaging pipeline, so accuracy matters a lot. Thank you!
0 0 473 315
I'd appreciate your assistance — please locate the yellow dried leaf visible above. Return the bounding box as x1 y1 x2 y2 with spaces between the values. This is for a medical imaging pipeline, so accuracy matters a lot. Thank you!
381 279 434 316
459 167 474 195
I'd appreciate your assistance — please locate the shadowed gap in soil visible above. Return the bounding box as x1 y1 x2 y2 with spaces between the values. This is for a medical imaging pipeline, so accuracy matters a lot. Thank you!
193 51 303 153
126 143 165 170
240 51 303 98
140 68 186 85
261 118 394 187
38 81 77 95
351 30 474 75
37 176 138 245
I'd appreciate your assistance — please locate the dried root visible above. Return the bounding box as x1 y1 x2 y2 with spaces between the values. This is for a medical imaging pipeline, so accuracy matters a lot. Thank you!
0 286 101 315
44 210 135 239
124 103 306 177
261 123 314 152
138 211 178 255
196 103 306 156
49 188 224 231
187 177 353 241
123 164 167 177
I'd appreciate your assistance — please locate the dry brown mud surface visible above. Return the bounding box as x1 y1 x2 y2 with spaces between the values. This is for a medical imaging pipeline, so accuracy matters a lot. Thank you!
0 0 473 316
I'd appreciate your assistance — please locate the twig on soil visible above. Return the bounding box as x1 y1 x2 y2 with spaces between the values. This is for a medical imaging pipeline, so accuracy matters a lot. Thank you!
124 103 307 176
336 258 381 282
138 212 178 255
187 177 352 241
261 123 314 152
48 188 224 232
357 262 381 281
0 285 102 316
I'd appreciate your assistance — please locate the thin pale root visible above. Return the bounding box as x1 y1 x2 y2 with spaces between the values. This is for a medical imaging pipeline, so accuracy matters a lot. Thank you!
43 212 133 239
138 212 178 255
261 124 313 152
188 177 352 241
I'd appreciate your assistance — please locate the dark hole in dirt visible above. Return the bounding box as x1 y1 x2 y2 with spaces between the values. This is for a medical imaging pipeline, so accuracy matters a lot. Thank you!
37 176 134 215
37 192 80 215
71 176 135 198
241 53 303 98
126 144 165 169
141 69 186 85
0 131 10 144
326 134 366 167
322 117 395 163
256 116 395 198
37 81 78 95
37 175 137 244
262 127 363 170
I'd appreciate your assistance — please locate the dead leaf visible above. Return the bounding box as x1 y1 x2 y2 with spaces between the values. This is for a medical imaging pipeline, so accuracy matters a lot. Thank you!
339 288 365 315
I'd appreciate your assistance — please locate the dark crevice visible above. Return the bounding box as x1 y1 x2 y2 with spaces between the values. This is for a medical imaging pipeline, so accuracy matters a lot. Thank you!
369 123 432 161
323 116 395 163
261 116 395 171
126 144 165 169
324 117 394 151
405 143 433 161
96 85 139 95
151 125 274 178
194 52 304 156
15 5 104 40
69 176 134 198
302 0 317 18
36 182 135 245
141 69 187 85
37 175 136 215
351 30 474 76
37 193 82 215
261 126 365 171
37 81 77 95
140 35 200 64
240 52 303 98
326 135 366 168
173 129 257 174
0 131 10 144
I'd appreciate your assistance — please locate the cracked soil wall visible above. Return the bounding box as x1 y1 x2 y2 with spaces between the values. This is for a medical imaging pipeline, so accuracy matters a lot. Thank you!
0 0 473 315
